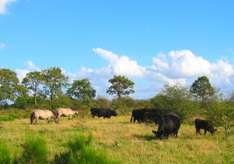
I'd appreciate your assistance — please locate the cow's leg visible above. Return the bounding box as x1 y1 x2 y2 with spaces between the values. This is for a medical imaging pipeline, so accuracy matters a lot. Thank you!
204 129 207 135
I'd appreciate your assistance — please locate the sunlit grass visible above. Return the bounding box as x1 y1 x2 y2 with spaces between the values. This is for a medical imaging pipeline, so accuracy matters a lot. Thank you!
0 115 233 163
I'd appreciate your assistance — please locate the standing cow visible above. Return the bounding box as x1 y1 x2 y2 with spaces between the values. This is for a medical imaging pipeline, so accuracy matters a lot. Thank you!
90 108 117 118
152 112 181 139
195 119 216 135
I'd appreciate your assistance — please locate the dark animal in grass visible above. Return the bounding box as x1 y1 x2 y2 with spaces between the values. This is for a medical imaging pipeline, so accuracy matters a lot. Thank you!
152 112 181 139
195 119 217 135
90 108 117 118
130 108 162 123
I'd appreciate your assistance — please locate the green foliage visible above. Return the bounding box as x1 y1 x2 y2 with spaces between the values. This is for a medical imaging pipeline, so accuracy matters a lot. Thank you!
206 102 234 139
111 97 135 114
22 71 44 106
0 69 19 102
67 79 96 103
95 97 111 109
0 142 12 164
53 135 119 164
190 76 215 104
107 75 134 99
42 67 68 109
17 136 48 164
151 84 199 120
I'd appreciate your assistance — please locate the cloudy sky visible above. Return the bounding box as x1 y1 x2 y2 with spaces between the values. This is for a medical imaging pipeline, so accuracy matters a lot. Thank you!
0 0 234 99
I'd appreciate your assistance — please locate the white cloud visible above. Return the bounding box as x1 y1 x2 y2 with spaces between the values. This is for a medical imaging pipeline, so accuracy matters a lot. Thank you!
15 60 40 81
93 48 146 77
13 49 234 99
0 0 15 14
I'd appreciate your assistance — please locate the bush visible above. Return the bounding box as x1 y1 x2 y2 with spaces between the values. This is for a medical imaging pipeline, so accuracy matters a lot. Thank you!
54 135 119 164
16 136 48 164
0 142 12 164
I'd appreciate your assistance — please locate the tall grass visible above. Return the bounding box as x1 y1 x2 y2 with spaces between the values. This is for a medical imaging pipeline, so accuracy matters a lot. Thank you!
16 136 48 164
54 135 119 164
0 142 12 164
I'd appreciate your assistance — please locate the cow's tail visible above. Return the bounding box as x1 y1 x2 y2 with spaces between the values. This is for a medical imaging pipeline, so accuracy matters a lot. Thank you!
130 114 133 123
30 112 35 124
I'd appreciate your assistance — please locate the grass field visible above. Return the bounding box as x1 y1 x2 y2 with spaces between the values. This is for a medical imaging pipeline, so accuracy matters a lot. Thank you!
0 115 233 164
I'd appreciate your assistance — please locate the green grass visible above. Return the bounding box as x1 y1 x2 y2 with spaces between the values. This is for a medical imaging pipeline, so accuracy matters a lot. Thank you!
0 115 233 164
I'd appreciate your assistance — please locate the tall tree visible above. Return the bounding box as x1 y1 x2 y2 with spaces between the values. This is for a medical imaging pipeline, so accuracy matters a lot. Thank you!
42 67 68 109
0 69 19 102
107 75 135 99
22 71 43 106
67 79 96 102
190 76 215 104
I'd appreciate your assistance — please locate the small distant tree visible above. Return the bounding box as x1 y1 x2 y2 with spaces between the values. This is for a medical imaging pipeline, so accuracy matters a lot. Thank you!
190 76 215 105
107 75 135 99
42 67 68 109
22 71 43 106
67 79 96 103
0 69 19 102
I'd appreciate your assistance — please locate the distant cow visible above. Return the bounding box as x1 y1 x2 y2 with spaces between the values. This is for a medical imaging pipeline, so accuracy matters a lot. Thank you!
195 119 216 135
152 112 181 139
55 108 79 122
130 109 146 123
30 109 56 124
91 108 117 118
130 108 161 123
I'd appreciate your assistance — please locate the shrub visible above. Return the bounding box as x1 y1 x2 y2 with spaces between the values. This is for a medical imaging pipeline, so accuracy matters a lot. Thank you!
16 136 48 164
54 135 119 164
0 142 12 164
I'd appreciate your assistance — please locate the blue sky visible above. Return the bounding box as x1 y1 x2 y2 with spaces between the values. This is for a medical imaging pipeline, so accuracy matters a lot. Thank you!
0 0 234 98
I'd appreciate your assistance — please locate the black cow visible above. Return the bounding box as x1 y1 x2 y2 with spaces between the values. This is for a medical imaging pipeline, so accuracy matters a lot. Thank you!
130 108 162 123
195 119 216 135
152 112 181 139
91 108 117 118
130 109 146 123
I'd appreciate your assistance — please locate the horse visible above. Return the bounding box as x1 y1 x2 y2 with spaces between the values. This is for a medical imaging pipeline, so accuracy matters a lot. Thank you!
55 108 79 122
30 109 57 124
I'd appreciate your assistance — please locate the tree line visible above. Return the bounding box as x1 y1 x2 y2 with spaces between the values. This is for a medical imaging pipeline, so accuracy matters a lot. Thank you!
0 67 233 137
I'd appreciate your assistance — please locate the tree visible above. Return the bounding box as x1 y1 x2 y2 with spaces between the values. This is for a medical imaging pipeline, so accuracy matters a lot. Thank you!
0 69 19 102
67 79 96 102
190 76 215 104
106 75 135 99
42 67 68 109
22 71 43 106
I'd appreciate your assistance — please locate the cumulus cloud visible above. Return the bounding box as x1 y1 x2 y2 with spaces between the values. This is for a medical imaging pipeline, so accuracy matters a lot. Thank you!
15 60 40 81
93 48 146 77
13 49 234 99
0 0 15 14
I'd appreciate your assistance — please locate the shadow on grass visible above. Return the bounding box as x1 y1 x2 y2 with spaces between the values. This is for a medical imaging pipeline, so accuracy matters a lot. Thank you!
133 134 156 141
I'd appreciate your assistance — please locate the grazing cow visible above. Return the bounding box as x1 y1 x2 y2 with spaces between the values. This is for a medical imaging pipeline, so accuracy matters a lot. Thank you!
195 119 216 135
30 109 56 124
152 112 181 139
90 108 117 118
55 108 79 122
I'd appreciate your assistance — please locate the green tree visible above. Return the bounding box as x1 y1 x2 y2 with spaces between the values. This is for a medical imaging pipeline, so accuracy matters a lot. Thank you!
42 67 68 109
22 71 43 106
107 75 135 99
0 69 19 102
67 79 96 103
190 76 215 104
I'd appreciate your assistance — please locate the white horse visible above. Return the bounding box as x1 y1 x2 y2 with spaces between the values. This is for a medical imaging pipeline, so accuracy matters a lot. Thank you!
30 109 56 124
55 108 79 122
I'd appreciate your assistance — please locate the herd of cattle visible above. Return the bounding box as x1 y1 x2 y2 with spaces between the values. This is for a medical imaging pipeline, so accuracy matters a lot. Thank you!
30 108 217 139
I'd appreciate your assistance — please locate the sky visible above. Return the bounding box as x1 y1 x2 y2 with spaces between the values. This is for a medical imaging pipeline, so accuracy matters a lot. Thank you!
0 0 234 99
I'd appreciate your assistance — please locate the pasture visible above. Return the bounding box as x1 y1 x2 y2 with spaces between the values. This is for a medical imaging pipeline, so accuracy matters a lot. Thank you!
0 115 233 164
